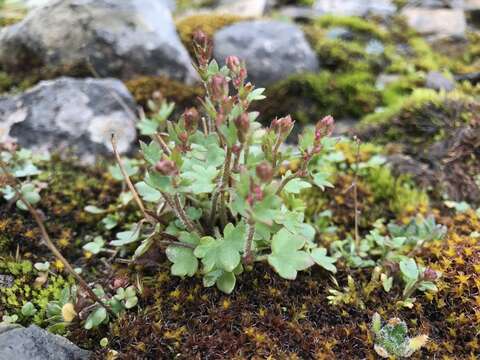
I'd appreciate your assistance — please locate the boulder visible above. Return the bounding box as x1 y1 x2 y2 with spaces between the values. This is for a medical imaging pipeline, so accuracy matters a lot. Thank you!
216 0 267 17
313 0 396 17
425 71 455 91
0 77 137 163
0 0 196 83
213 20 319 86
0 325 90 360
401 8 467 37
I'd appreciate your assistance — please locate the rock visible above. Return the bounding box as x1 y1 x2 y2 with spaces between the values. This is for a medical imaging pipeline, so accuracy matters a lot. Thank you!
276 6 322 20
0 325 90 360
0 0 196 83
213 20 319 86
313 0 396 17
401 8 467 37
404 0 464 7
454 71 480 84
464 0 480 9
0 77 137 163
425 71 455 91
216 0 267 17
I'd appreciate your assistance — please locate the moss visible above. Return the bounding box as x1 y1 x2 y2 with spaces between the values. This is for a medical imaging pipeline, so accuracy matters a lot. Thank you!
176 14 244 57
0 71 38 94
256 70 380 123
0 258 74 326
313 15 389 41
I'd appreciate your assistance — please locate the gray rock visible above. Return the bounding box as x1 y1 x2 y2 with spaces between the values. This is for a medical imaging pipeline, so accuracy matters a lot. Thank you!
213 20 319 86
314 0 396 17
425 71 455 91
401 8 467 37
464 0 480 9
0 0 196 83
216 0 267 16
0 77 137 163
0 325 90 360
404 0 464 7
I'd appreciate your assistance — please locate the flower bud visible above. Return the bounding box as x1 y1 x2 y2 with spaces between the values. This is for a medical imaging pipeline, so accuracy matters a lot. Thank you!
209 74 229 101
423 268 438 281
247 184 264 206
155 159 178 176
183 107 199 133
234 113 250 143
315 115 335 141
277 115 294 137
256 162 273 183
226 55 241 72
178 131 189 144
193 29 208 49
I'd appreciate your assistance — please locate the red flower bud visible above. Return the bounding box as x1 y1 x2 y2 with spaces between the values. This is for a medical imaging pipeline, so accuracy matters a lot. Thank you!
423 268 438 281
234 113 250 143
226 55 241 72
209 74 229 101
278 115 294 136
183 107 199 133
247 184 264 205
155 159 178 176
315 115 335 141
193 29 208 49
178 131 189 144
256 162 273 183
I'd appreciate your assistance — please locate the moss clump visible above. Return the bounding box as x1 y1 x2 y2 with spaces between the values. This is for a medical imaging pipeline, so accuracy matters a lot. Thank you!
0 258 74 326
176 14 243 57
256 70 380 123
125 75 203 110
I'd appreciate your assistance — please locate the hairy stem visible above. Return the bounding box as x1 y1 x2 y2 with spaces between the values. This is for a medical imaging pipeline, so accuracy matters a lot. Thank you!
155 133 172 156
243 216 256 265
275 172 298 196
0 160 115 317
210 146 232 226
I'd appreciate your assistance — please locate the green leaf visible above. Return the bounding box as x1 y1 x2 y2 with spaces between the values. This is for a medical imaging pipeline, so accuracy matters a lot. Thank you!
166 246 198 277
312 173 334 191
83 236 105 254
267 229 314 280
21 302 37 317
247 88 266 102
311 248 337 273
109 159 138 181
140 141 163 165
84 307 107 330
283 177 312 194
371 313 382 334
145 171 174 194
102 215 118 230
181 164 218 194
84 205 106 214
382 276 393 292
136 181 162 202
137 117 160 135
399 258 419 281
216 271 236 294
111 225 141 247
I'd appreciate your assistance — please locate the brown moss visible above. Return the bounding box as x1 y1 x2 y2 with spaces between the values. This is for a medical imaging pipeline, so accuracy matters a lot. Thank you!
176 14 244 57
125 75 203 110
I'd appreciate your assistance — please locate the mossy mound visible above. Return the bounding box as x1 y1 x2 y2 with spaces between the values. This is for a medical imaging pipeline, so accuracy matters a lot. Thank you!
125 75 203 110
358 89 480 205
176 14 244 57
255 71 380 123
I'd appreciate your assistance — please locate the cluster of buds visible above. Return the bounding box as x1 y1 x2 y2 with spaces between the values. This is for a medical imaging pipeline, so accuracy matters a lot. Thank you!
155 159 178 177
234 113 250 143
247 181 264 206
193 30 213 73
209 74 229 102
313 115 335 154
422 268 438 281
226 55 248 89
271 115 294 140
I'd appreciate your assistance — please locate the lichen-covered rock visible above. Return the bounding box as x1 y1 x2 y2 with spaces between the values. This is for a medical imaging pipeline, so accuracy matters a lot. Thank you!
0 77 137 162
0 325 90 360
425 71 455 91
215 0 267 17
313 0 396 17
401 8 467 37
213 20 319 86
0 0 197 83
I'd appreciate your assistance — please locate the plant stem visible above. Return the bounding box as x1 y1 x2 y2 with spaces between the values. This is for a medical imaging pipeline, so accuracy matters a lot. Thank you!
275 172 298 196
271 134 282 169
243 215 256 265
155 133 172 156
353 137 361 253
210 146 232 226
174 194 202 234
0 160 115 317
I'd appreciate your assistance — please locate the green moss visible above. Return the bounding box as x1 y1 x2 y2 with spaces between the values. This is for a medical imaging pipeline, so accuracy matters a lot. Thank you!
256 70 379 123
313 15 388 41
125 75 204 110
176 14 244 57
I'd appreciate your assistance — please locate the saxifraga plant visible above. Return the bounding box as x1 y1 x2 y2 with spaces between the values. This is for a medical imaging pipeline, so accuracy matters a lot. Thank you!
111 31 337 293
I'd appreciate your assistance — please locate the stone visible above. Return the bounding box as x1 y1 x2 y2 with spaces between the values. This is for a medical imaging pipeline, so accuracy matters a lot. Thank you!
401 8 467 37
213 20 319 86
404 0 464 7
0 77 137 163
0 0 196 83
313 0 396 17
464 0 480 9
425 71 455 91
216 0 267 17
0 325 90 360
